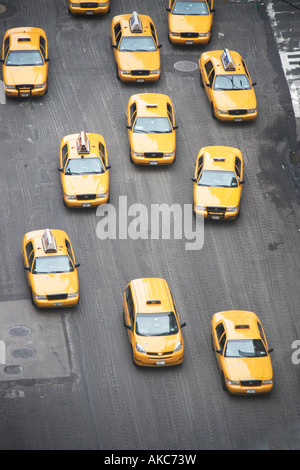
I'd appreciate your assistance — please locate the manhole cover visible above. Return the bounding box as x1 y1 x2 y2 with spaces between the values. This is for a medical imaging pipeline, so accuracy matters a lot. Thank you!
4 365 23 375
9 326 31 337
0 2 16 18
0 4 7 14
12 348 35 359
174 61 198 72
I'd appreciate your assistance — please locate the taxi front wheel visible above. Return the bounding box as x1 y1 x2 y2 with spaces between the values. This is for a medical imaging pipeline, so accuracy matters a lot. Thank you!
211 103 216 120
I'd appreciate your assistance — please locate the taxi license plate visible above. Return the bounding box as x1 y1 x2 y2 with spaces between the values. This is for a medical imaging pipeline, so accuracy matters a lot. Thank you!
54 302 63 307
86 11 94 14
235 117 243 122
136 78 144 83
156 360 165 365
21 93 30 97
247 389 256 394
150 161 158 165
185 40 193 45
211 215 220 220
83 202 91 207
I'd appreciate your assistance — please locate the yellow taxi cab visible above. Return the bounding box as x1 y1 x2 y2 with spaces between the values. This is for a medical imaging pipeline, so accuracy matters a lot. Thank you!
58 131 110 207
111 11 161 83
22 229 80 308
199 48 257 121
192 146 244 220
1 27 49 97
68 1 110 15
211 310 274 395
123 278 186 367
167 0 215 45
126 93 178 165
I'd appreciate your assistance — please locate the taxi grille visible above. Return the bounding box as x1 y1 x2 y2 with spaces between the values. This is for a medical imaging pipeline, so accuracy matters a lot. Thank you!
228 109 247 116
240 380 262 387
207 207 226 219
47 294 68 301
147 351 173 356
80 2 99 7
16 85 34 90
77 194 96 200
144 152 164 159
131 70 150 76
181 32 199 38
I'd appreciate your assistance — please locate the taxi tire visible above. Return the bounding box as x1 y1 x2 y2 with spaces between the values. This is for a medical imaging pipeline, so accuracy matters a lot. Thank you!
200 72 204 88
116 63 120 81
211 103 216 120
221 373 228 392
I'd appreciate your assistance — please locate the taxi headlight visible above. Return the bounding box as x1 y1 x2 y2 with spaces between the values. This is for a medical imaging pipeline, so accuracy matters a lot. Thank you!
150 69 160 74
199 33 209 37
170 32 180 37
227 206 239 212
174 341 182 352
69 2 80 6
216 109 228 115
226 378 240 385
164 151 175 157
136 343 146 354
33 294 46 300
133 152 143 157
196 204 205 211
5 84 15 89
248 108 257 114
120 70 130 75
35 82 46 89
98 2 109 5
68 292 78 298
97 192 107 199
262 379 273 385
64 194 76 200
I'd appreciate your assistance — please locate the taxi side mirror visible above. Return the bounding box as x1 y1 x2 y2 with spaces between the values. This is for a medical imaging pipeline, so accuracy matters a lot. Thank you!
252 81 257 86
125 323 132 330
173 125 178 130
206 83 212 88
75 263 80 268
268 348 274 353
216 349 222 355
239 179 245 185
191 177 197 183
158 44 162 48
211 8 216 12
166 7 171 12
45 58 50 62
106 165 111 170
24 266 30 271
58 167 63 172
112 44 117 49
0 59 4 63
126 125 132 130
181 322 186 328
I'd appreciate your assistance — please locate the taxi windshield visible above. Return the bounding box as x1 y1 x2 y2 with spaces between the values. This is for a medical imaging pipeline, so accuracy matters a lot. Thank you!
214 74 251 90
32 255 74 274
198 170 238 187
119 36 156 52
133 117 172 133
64 157 105 175
172 1 209 15
136 312 179 336
6 50 44 66
225 339 267 358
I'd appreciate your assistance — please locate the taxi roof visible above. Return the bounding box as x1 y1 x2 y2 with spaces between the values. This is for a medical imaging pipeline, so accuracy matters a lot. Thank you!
62 133 105 159
214 310 262 340
200 146 242 171
131 278 173 314
201 50 245 75
134 93 170 117
114 13 154 37
6 27 46 50
24 229 69 257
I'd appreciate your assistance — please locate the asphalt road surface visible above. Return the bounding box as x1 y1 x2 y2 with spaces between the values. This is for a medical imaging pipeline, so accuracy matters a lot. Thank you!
0 0 300 451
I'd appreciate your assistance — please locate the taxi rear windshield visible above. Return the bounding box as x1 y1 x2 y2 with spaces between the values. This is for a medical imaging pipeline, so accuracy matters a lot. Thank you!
133 117 172 134
119 36 156 52
65 157 105 175
225 339 267 358
6 50 44 66
136 312 179 336
32 255 74 274
198 170 238 188
172 1 209 15
214 74 251 91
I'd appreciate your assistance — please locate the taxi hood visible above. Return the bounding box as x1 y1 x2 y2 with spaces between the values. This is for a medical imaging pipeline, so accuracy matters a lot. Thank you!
4 65 46 86
31 272 79 296
131 132 175 153
224 356 273 381
117 51 160 72
195 185 241 208
63 173 109 196
169 14 212 33
214 89 257 111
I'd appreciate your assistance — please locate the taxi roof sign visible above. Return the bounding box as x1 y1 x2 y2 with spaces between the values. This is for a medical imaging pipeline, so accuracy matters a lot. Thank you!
221 49 236 71
129 12 143 33
76 132 90 155
41 229 57 253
